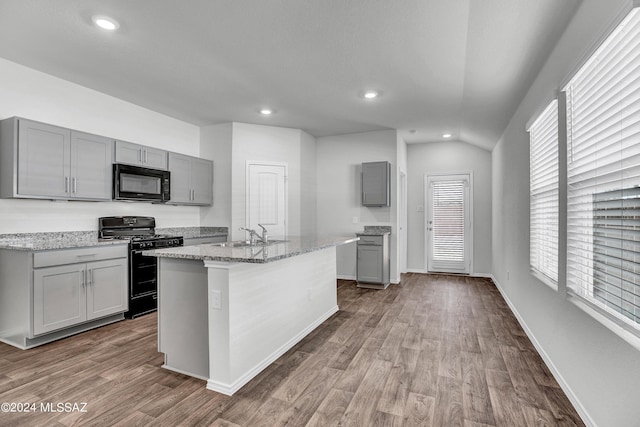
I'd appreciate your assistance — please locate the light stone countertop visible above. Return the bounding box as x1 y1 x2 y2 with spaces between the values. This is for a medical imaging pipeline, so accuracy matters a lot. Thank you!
156 226 229 239
0 231 128 251
356 225 392 236
0 226 229 251
144 235 359 264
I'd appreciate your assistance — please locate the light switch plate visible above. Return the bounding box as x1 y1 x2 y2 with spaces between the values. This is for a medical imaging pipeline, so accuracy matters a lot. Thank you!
211 290 221 309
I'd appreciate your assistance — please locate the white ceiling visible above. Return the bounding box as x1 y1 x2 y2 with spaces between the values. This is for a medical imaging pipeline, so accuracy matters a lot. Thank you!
0 0 579 150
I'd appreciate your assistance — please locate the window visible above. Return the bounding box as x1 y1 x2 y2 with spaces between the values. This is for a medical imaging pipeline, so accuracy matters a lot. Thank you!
528 99 559 288
564 7 640 334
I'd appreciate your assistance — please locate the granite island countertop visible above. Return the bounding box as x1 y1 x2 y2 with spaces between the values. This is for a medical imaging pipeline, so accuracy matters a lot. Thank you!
144 235 358 264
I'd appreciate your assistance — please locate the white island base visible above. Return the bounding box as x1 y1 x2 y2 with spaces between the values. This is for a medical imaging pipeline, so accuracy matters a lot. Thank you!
157 246 339 395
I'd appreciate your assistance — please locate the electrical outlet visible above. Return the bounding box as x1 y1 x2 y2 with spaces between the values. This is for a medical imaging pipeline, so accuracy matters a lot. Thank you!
352 216 359 224
211 290 221 309
307 288 312 301
507 271 510 281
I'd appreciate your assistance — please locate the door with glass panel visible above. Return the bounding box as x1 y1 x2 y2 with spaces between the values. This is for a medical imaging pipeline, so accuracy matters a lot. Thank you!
426 174 472 273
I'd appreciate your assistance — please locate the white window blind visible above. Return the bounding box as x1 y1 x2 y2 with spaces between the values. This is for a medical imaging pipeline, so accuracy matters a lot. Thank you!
431 179 465 262
529 99 559 287
565 7 640 333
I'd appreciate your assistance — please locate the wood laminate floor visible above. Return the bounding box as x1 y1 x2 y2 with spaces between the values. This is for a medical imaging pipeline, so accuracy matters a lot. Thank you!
0 274 584 426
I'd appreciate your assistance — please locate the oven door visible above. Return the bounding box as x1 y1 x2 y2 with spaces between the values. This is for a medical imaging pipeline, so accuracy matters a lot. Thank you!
130 249 158 297
113 164 170 202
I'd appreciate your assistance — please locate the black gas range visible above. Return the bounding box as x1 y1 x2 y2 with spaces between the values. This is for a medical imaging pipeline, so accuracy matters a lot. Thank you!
99 216 183 318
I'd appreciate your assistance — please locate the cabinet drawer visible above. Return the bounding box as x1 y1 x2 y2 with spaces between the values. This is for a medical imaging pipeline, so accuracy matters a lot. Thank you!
357 235 383 246
33 245 128 268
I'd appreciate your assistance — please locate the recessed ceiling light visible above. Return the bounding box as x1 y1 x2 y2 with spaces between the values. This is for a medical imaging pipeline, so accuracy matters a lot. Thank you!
259 108 274 115
92 15 119 31
442 133 452 139
363 91 379 99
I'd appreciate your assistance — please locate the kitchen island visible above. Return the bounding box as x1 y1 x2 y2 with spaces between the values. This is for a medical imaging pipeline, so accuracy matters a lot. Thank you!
145 235 358 395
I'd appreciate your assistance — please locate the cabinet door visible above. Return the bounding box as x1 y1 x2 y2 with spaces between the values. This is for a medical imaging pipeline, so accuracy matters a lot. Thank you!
70 131 113 200
362 161 390 207
86 258 128 320
33 264 86 335
168 152 192 203
17 119 70 198
357 245 383 283
191 158 213 205
143 146 168 170
114 140 143 166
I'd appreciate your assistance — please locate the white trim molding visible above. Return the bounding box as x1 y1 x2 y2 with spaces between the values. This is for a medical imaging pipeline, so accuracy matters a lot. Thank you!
489 275 594 427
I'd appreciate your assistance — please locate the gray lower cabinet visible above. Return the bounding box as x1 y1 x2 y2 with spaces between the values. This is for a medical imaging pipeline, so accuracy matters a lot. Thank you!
168 152 213 205
356 234 390 289
0 244 128 349
33 258 128 335
0 117 113 200
115 140 168 170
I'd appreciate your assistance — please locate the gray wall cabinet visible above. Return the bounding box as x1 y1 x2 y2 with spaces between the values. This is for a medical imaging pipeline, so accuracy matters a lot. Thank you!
168 152 213 206
0 117 112 201
362 161 391 207
0 244 128 349
356 234 390 289
115 140 168 170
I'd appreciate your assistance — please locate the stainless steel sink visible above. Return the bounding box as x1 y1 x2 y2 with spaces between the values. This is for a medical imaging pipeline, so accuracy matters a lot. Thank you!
214 241 253 248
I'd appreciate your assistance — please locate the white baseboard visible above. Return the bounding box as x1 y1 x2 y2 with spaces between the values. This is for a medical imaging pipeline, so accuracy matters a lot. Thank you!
488 275 595 427
206 305 339 396
337 274 356 280
406 268 428 274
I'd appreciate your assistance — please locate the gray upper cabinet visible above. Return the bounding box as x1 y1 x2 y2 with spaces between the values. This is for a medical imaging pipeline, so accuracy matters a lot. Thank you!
115 140 168 170
70 131 113 200
0 117 112 200
362 161 391 207
168 152 213 206
16 119 71 198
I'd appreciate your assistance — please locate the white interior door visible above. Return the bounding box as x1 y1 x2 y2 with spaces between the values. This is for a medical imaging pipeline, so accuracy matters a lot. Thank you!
247 163 287 239
426 173 472 274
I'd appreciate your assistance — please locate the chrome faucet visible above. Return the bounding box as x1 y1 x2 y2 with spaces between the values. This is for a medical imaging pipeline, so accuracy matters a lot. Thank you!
239 225 268 245
257 224 268 244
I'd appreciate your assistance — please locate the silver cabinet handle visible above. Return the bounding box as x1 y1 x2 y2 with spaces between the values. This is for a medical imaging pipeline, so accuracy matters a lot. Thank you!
88 269 92 286
72 177 77 194
139 148 143 163
191 189 195 200
65 176 69 193
144 149 148 164
81 270 86 287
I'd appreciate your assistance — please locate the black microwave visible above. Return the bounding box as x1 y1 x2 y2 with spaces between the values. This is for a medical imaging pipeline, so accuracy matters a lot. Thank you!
113 164 170 202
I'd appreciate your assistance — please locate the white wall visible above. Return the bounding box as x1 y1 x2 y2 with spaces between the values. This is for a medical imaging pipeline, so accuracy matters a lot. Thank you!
200 123 233 229
492 1 640 426
407 141 492 275
316 130 399 281
229 123 312 241
0 58 202 233
300 131 317 236
396 134 408 275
